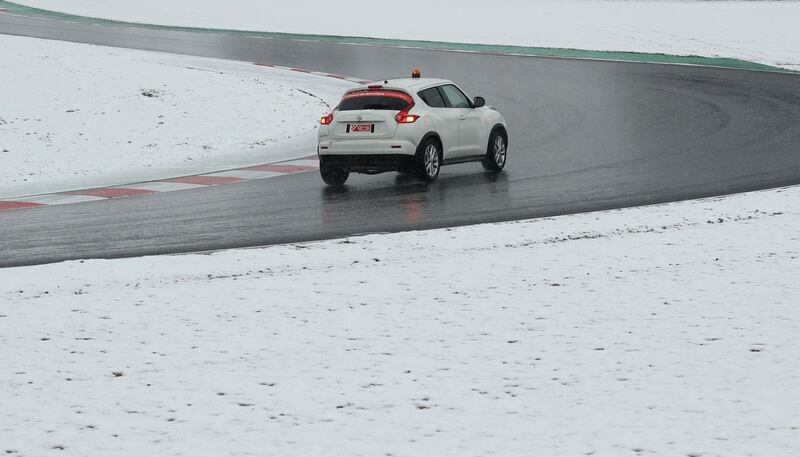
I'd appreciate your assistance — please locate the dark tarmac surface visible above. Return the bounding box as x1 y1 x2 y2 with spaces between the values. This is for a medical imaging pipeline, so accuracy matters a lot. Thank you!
1 12 799 267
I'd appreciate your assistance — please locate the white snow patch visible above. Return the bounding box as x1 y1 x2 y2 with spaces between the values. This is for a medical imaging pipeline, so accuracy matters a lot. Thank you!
0 34 352 198
1 184 798 456
10 0 800 71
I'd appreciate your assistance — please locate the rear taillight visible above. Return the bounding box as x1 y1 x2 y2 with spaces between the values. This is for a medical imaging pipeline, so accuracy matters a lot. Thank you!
395 101 419 124
320 113 334 125
395 113 420 124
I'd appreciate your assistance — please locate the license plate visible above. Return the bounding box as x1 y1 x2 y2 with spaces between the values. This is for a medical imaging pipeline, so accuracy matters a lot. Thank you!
349 123 373 133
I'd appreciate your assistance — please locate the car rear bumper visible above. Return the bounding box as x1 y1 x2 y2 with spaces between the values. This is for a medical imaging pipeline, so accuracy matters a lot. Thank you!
320 154 418 174
319 139 417 156
319 139 418 173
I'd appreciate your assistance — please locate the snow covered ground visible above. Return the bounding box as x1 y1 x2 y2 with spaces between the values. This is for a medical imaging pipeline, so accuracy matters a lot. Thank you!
0 34 352 198
2 184 798 456
10 0 800 71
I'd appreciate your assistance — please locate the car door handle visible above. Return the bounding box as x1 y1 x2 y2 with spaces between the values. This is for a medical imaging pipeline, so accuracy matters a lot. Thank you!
458 115 466 120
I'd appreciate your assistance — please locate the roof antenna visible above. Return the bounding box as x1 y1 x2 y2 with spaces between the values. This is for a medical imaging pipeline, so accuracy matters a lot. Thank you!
384 80 388 84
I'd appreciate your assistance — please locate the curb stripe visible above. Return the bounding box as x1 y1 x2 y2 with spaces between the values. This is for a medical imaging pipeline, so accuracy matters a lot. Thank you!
282 159 320 168
65 188 156 198
119 181 206 192
0 201 44 210
205 170 282 180
14 194 107 205
1 155 321 214
164 176 245 186
247 164 315 173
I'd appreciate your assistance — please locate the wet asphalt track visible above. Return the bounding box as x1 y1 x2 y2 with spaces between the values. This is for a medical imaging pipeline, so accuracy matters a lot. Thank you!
1 12 800 267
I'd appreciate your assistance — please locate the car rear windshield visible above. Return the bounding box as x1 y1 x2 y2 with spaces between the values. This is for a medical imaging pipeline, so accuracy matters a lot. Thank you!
338 90 412 111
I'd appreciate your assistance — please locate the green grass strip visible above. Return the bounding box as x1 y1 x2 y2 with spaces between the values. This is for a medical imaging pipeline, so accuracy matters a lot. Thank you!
0 0 789 73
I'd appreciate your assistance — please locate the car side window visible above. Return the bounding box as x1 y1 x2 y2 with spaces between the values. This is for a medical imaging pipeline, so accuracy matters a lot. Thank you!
419 87 447 108
440 85 471 109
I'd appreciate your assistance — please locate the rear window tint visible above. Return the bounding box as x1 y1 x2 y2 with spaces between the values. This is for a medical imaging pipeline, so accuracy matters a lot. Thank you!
419 87 447 108
338 90 412 111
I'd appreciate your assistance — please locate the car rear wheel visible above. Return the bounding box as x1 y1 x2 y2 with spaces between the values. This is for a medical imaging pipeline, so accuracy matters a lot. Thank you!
417 139 441 182
320 165 349 186
482 130 507 171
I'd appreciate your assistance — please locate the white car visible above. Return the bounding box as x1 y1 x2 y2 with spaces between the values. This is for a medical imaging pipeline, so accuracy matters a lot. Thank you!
317 70 508 185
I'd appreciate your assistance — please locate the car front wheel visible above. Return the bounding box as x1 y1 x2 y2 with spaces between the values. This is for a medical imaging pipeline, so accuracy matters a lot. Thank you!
482 130 508 171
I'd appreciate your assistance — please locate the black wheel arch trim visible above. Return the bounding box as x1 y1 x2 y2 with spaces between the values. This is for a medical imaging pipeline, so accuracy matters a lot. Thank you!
490 124 508 145
417 132 443 157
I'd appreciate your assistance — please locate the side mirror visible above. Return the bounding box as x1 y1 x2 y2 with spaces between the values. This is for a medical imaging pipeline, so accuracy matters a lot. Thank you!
473 96 486 108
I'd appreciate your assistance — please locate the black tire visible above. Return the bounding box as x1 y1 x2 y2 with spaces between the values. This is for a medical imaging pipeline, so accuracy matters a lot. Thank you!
482 129 508 171
320 165 349 186
416 138 442 182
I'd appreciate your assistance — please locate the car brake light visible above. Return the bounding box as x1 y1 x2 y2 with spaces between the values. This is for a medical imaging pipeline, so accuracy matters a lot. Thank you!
395 100 419 124
368 85 383 89
320 113 334 125
395 113 420 124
